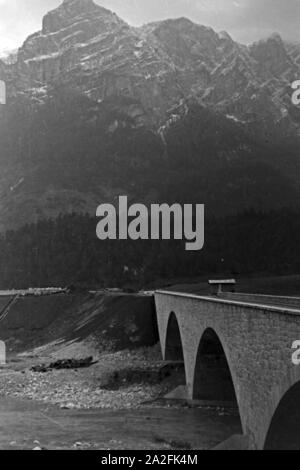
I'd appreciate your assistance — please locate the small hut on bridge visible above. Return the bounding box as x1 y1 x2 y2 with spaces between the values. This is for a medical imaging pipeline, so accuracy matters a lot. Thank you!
208 279 236 296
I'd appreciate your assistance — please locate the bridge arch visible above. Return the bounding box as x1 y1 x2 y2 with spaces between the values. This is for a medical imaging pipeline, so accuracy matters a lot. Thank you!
164 312 184 361
264 381 300 449
192 328 239 406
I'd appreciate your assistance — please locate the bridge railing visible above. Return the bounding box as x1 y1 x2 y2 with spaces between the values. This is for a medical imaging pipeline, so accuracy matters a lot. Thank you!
155 290 300 315
219 292 300 310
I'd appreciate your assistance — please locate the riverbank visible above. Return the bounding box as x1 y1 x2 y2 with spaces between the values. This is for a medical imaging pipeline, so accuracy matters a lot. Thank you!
0 289 242 450
0 394 241 450
0 343 241 450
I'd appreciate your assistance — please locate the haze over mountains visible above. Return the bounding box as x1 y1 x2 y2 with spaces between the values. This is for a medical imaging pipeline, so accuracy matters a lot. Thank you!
0 0 300 233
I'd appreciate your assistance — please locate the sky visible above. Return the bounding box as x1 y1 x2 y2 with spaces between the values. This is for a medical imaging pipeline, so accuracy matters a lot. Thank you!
0 0 300 55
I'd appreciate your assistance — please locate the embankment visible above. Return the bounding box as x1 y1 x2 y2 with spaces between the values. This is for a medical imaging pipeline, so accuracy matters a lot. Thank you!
0 292 158 354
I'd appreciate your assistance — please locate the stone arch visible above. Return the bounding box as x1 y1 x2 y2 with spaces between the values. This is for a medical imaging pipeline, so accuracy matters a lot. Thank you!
264 379 300 449
192 328 239 404
254 365 300 449
164 312 184 361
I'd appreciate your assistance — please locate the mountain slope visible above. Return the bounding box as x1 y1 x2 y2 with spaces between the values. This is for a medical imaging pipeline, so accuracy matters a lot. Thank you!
0 0 299 233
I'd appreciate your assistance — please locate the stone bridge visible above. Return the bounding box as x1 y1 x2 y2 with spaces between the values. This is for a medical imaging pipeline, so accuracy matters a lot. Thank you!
154 290 300 450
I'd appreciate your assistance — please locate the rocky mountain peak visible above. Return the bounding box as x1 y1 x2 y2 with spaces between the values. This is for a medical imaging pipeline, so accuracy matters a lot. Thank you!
249 33 293 77
250 32 285 54
42 0 112 34
2 0 299 129
11 0 129 93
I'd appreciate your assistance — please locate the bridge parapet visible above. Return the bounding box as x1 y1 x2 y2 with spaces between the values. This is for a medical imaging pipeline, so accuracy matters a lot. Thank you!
219 292 300 310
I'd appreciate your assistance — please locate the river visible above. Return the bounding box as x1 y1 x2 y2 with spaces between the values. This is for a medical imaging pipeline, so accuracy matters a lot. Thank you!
0 396 241 450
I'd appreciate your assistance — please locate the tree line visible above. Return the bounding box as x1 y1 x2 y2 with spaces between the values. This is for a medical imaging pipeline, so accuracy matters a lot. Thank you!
0 208 299 289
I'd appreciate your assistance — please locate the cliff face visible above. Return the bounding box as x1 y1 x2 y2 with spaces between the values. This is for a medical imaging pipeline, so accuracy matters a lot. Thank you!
5 0 184 124
3 0 299 125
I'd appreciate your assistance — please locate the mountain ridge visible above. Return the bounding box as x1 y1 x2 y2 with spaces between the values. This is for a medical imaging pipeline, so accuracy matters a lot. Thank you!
2 0 299 126
0 0 300 234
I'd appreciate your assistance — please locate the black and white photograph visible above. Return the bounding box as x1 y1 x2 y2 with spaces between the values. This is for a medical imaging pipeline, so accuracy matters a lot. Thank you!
0 0 300 453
